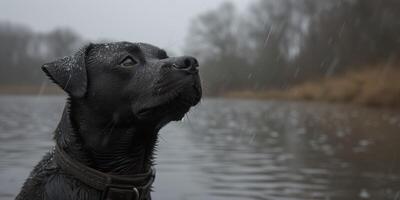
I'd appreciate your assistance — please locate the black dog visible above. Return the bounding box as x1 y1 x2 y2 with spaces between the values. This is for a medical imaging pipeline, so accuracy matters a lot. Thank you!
15 42 201 200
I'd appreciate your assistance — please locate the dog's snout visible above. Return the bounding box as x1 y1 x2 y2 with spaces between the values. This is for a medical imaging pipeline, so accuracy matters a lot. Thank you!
182 56 199 68
173 56 199 72
160 56 199 74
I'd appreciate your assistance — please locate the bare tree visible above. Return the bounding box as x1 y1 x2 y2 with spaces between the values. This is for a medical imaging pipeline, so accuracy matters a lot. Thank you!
0 22 83 86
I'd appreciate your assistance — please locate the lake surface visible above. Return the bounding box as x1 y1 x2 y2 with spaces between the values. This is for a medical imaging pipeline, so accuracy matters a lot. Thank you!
1 96 400 200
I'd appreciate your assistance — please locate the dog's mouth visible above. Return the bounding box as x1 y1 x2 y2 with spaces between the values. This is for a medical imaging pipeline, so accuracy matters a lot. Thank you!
134 79 201 121
137 89 199 116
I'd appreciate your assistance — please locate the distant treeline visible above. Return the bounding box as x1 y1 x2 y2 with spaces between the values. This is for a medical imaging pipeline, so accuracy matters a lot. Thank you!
1 0 399 95
0 22 84 85
184 0 400 95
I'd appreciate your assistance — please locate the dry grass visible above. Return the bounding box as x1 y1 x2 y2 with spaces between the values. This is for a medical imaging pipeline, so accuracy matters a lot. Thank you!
225 66 400 108
0 85 63 95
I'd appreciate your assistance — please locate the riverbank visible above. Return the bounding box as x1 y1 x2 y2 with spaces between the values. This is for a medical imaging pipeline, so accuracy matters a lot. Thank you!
225 67 400 108
1 67 399 108
0 85 62 95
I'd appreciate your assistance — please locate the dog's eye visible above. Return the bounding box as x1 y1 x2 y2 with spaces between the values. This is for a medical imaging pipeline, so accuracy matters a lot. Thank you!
120 56 138 67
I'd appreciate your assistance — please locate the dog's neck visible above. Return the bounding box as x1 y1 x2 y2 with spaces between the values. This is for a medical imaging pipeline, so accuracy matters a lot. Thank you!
55 99 159 175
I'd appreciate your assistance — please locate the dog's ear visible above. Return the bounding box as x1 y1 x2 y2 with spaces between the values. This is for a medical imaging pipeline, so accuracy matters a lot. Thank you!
42 44 93 98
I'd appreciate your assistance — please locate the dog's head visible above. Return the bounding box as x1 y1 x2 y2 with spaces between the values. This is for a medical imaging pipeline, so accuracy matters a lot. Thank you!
42 42 201 126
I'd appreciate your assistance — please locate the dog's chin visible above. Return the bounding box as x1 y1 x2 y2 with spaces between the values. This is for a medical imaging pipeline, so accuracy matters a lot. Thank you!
134 85 201 122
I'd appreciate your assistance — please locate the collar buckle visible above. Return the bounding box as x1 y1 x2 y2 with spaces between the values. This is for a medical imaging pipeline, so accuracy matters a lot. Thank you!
102 185 140 200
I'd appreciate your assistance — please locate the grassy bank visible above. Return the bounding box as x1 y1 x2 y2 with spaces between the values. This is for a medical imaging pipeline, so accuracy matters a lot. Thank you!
1 66 399 108
0 85 63 95
225 67 400 108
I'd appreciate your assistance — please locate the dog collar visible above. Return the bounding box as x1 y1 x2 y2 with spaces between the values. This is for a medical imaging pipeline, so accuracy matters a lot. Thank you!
54 145 155 200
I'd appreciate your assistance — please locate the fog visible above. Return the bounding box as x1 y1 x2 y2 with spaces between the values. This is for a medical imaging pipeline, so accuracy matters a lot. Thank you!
0 0 253 53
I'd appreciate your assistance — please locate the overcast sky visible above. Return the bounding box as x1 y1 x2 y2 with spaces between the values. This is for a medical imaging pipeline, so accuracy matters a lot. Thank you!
0 0 254 53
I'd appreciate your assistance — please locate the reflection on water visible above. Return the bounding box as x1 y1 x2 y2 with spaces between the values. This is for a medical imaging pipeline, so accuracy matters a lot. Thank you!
1 96 400 200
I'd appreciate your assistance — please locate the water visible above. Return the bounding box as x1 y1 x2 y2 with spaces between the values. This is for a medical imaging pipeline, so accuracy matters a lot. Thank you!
1 96 400 200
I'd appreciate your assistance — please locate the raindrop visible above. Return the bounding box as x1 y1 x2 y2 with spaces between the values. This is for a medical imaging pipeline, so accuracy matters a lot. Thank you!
263 26 273 48
269 131 279 138
359 189 370 199
359 139 370 147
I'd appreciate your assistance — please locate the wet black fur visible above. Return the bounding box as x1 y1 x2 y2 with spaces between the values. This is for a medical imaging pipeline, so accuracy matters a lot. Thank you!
15 42 201 200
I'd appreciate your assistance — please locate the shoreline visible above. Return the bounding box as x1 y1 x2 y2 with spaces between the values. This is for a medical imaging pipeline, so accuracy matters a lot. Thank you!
224 67 400 109
0 85 63 95
1 67 399 109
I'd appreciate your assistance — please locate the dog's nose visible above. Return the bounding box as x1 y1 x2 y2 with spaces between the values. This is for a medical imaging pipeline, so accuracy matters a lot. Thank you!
173 56 199 71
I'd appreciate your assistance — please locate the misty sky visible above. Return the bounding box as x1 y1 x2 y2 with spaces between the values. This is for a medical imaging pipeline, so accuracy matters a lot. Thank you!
0 0 254 53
